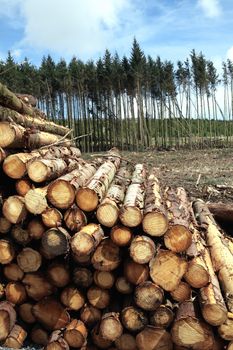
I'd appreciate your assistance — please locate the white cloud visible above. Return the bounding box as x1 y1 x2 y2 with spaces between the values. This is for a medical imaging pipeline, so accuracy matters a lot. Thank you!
226 46 233 61
197 0 221 18
11 49 22 58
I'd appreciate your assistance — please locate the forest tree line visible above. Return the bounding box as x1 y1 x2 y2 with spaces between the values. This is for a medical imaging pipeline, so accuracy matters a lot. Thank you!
1 39 233 151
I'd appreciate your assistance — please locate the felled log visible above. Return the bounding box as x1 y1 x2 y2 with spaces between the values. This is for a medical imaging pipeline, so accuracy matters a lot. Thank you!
134 281 164 311
0 216 12 234
0 301 16 341
87 286 110 309
114 333 137 350
27 218 45 240
193 199 233 312
142 169 168 236
2 195 27 224
115 277 133 294
15 179 32 196
3 264 24 281
47 263 70 288
71 223 104 257
124 259 149 285
121 306 148 332
17 248 42 272
24 187 48 215
164 187 192 252
150 302 174 328
136 326 173 350
44 330 69 350
93 271 115 289
96 164 132 227
41 227 70 259
0 122 71 149
64 319 87 348
91 324 112 349
76 160 120 212
0 240 15 264
18 303 36 324
80 304 102 327
5 282 27 305
64 206 87 232
91 238 121 271
170 282 192 303
73 267 93 288
60 286 85 311
99 312 123 341
11 225 30 245
119 164 146 227
0 105 70 136
110 225 132 246
218 314 233 341
30 326 49 346
4 324 27 349
15 93 37 107
129 235 155 264
22 273 55 301
208 202 233 223
41 207 62 228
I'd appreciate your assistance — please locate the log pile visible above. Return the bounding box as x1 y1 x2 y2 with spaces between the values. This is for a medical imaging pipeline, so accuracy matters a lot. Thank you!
0 83 232 349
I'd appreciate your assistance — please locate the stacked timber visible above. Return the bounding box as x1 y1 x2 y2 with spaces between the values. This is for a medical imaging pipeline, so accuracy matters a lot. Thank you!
0 83 233 349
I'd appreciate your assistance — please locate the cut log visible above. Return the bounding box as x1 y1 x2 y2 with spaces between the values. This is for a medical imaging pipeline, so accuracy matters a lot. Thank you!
91 238 121 271
11 225 31 245
96 164 132 227
87 286 110 309
4 153 37 179
130 235 155 264
171 301 214 349
27 218 45 239
114 333 137 350
5 282 27 305
110 225 132 247
170 282 192 302
0 240 15 264
99 313 123 341
134 281 164 311
17 247 42 272
73 267 93 288
218 314 233 340
124 259 149 285
71 223 104 257
3 263 24 281
24 187 48 214
32 298 70 330
0 147 10 163
92 324 113 349
142 169 168 236
4 324 27 349
2 195 27 224
208 202 233 223
0 301 17 341
228 342 233 350
22 273 55 301
15 178 32 196
150 302 174 328
45 330 69 350
76 160 120 212
0 216 12 234
42 207 63 228
136 326 173 350
149 249 188 291
47 162 97 209
94 271 115 289
15 93 37 107
64 206 87 232
80 304 102 327
30 326 49 346
47 263 70 288
164 187 192 252
0 122 24 148
0 105 70 136
64 319 88 348
60 286 85 310
115 277 133 294
18 303 36 324
41 227 70 259
121 306 148 332
193 199 233 312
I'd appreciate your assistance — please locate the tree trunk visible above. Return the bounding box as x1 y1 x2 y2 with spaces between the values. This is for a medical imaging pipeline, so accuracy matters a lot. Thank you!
110 225 132 246
121 306 148 332
41 208 62 228
60 286 85 311
149 249 188 291
41 227 70 259
164 187 192 252
87 286 110 309
134 281 164 311
5 282 27 305
129 235 155 264
64 319 87 348
136 326 173 350
124 259 149 285
4 324 27 349
170 282 192 302
64 206 87 232
93 270 115 289
24 187 48 214
71 223 104 257
171 301 214 349
150 302 174 328
76 160 120 212
143 169 168 236
2 195 28 224
17 248 42 272
15 179 32 196
91 238 121 271
0 105 70 136
193 199 233 312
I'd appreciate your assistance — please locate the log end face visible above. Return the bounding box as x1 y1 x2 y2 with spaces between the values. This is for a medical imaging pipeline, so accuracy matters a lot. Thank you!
25 189 47 215
3 155 26 179
119 206 142 227
76 188 99 212
0 122 16 148
184 263 209 288
27 160 48 183
48 180 75 209
2 196 27 224
202 303 227 326
96 203 119 227
142 212 168 237
164 225 192 253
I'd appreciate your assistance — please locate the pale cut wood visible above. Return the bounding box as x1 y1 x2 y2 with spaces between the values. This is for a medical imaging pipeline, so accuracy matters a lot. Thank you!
11 225 31 245
22 273 55 301
121 306 148 332
228 342 233 350
60 286 85 311
64 319 88 348
15 178 32 196
136 326 173 350
5 282 27 305
17 247 42 272
87 286 110 309
130 235 155 264
110 225 132 246
100 312 123 341
92 325 113 349
30 327 49 346
4 324 27 349
0 301 17 341
18 303 36 324
94 271 115 289
41 227 70 259
0 240 15 264
150 303 174 328
73 267 93 288
149 250 188 291
45 330 69 350
3 263 24 281
218 314 233 340
134 281 164 311
71 223 104 257
24 187 48 215
0 217 11 234
115 333 137 350
143 169 168 236
0 147 10 163
64 206 87 232
115 277 133 294
170 282 192 302
171 301 214 349
193 199 233 312
32 298 70 330
164 187 192 252
3 195 27 224
0 122 24 148
47 263 70 288
91 238 121 271
42 207 63 228
124 259 149 285
80 304 102 327
27 218 45 239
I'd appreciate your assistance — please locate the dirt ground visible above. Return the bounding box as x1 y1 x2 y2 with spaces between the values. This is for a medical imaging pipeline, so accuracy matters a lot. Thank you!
86 148 233 204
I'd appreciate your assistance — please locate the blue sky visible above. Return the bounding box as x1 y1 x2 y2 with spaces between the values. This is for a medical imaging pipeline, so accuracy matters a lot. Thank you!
0 0 232 70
